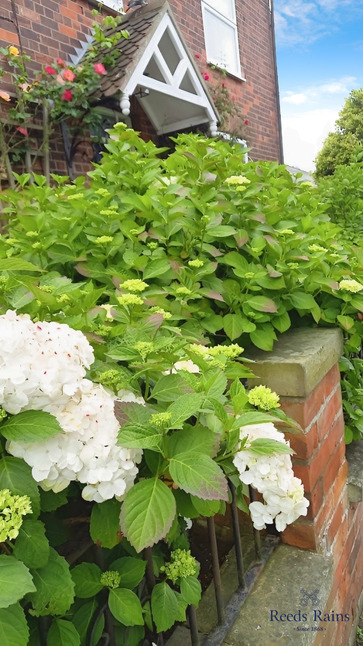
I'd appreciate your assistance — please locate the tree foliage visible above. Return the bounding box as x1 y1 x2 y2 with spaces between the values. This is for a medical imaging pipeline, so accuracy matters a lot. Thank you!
315 87 363 178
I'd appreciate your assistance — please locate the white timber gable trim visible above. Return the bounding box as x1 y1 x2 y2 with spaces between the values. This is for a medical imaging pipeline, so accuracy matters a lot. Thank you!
119 13 218 135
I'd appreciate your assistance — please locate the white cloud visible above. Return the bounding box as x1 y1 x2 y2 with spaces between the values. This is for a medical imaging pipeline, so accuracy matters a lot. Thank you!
274 0 363 47
281 108 338 170
282 93 308 104
281 76 356 107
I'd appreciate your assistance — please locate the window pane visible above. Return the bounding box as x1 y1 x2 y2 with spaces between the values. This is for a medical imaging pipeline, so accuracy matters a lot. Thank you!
203 0 235 22
97 0 123 11
203 8 240 76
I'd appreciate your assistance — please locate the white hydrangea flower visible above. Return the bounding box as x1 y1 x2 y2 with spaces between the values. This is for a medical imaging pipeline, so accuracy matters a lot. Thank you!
164 359 200 375
233 423 309 531
7 382 142 503
0 310 94 414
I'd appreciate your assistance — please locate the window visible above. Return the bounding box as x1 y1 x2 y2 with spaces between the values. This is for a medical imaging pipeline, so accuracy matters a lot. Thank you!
96 0 123 12
201 0 242 78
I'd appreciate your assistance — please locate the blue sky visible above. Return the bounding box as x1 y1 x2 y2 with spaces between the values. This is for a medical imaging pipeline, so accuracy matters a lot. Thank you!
274 0 363 171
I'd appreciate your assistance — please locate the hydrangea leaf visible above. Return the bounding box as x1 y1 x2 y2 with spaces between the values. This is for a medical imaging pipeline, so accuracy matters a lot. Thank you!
90 499 122 550
13 520 49 570
108 589 144 626
27 547 74 617
167 393 204 428
108 557 146 589
1 410 63 443
117 423 163 450
180 576 202 607
0 556 35 608
120 478 176 552
70 600 98 645
71 563 103 599
169 451 228 501
0 457 40 518
0 603 29 646
151 582 186 633
223 313 245 341
46 619 80 646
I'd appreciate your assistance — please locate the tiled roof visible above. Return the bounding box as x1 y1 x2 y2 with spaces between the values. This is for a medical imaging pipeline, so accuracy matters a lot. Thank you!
96 1 168 97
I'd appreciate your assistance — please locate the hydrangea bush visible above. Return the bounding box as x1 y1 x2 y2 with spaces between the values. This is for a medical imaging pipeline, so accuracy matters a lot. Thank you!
0 304 303 644
0 125 360 643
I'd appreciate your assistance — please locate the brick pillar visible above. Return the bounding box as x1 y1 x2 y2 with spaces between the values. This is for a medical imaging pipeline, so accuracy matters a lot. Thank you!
247 328 346 553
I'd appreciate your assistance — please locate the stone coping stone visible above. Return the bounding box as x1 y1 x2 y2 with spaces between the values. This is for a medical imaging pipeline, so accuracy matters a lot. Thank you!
245 328 343 398
222 544 333 646
346 440 363 503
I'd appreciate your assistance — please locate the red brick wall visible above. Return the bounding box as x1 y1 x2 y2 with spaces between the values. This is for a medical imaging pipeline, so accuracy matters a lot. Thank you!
0 0 282 170
168 0 282 162
279 364 363 645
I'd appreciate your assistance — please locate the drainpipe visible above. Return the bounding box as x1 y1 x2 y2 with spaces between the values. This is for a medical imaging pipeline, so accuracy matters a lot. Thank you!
269 0 284 164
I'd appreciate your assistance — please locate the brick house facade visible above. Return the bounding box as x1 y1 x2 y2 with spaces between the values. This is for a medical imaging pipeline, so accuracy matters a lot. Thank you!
0 0 283 178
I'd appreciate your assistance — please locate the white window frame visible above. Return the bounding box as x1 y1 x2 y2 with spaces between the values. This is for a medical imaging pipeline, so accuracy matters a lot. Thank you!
201 0 242 78
96 0 123 12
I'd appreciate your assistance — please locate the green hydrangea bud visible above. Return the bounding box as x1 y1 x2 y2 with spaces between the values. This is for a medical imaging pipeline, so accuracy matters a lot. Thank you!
100 570 121 589
160 549 198 584
248 385 280 411
150 412 172 428
0 489 32 542
134 341 154 360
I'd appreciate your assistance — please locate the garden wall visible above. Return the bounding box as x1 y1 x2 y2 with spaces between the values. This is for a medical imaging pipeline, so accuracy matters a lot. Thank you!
224 328 363 646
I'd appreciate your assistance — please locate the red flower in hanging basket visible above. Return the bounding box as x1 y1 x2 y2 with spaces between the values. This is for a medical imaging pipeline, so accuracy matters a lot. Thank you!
45 66 57 75
195 54 201 59
56 58 66 68
94 63 106 75
61 89 73 101
244 119 249 125
203 72 210 81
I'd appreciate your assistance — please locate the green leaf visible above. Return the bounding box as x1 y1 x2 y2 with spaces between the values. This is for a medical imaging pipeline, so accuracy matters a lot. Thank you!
167 426 219 457
151 374 191 402
118 423 163 450
272 311 291 333
0 410 63 443
0 258 43 272
205 225 236 238
250 324 277 351
180 576 202 607
337 315 355 331
248 438 294 456
234 411 286 428
151 582 186 632
202 369 227 398
246 296 278 313
90 499 122 549
167 393 204 428
143 258 170 279
0 457 40 518
71 599 98 645
223 313 245 340
71 563 103 599
47 619 80 646
13 520 49 570
28 547 75 617
190 496 221 517
108 589 144 626
0 556 35 608
169 452 228 500
109 557 146 589
288 292 318 311
120 478 176 553
0 603 29 646
39 489 68 512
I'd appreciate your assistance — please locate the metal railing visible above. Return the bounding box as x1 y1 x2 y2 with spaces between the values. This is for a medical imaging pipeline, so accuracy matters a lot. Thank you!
146 479 279 646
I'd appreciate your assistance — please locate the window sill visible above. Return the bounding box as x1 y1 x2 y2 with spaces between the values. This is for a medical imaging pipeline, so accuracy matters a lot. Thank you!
207 62 246 83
